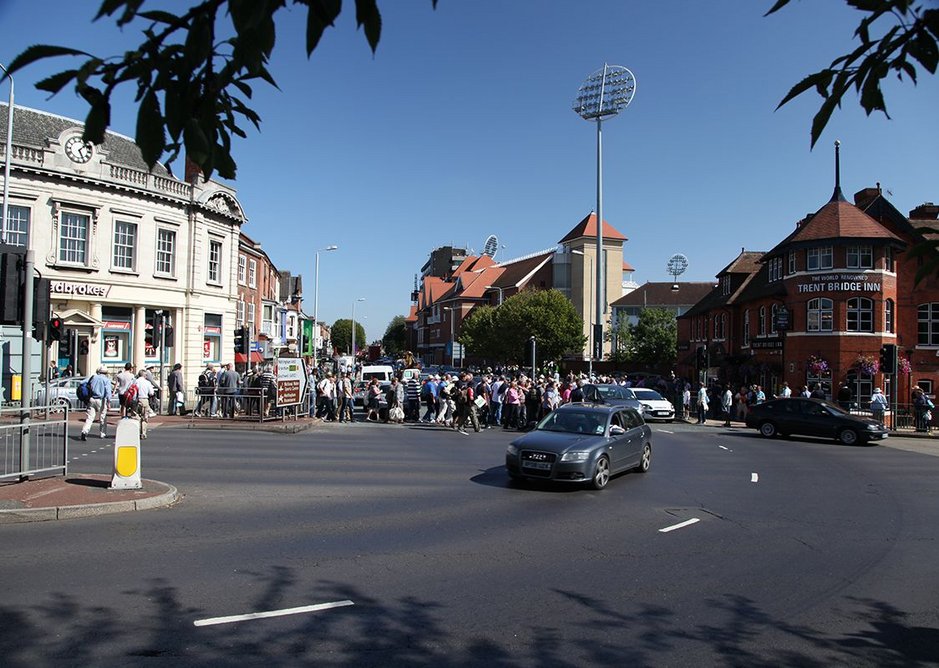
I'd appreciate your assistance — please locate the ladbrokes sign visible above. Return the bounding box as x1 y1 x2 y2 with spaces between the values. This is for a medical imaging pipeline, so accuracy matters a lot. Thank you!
50 281 111 297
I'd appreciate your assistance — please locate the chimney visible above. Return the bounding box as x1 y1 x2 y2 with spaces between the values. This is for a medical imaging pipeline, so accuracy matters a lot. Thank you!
184 155 203 185
853 186 881 207
910 202 939 221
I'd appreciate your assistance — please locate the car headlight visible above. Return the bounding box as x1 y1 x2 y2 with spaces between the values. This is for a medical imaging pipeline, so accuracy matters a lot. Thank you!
560 451 590 462
641 404 652 411
506 444 519 456
866 424 881 431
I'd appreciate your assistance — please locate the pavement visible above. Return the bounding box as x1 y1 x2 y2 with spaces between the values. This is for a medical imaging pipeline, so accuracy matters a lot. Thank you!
2 411 936 524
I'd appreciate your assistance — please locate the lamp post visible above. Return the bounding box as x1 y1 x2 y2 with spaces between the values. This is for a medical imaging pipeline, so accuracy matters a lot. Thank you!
313 245 338 370
1 62 14 245
484 285 504 305
573 64 636 364
351 297 365 358
571 249 594 377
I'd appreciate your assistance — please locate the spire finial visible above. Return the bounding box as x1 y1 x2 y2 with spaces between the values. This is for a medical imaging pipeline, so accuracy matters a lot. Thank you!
831 140 846 202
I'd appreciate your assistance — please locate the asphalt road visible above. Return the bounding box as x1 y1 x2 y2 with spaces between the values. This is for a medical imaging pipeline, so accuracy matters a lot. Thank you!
2 420 938 666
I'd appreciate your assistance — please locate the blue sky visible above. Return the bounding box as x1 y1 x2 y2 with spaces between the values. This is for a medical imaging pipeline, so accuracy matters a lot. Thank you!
1 1 936 343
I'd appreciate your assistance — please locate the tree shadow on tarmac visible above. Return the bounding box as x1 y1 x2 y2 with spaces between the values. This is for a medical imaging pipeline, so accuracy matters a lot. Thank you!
1 567 936 666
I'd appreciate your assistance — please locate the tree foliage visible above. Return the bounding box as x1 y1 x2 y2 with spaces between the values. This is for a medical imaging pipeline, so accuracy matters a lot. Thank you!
769 0 938 148
381 314 407 356
331 318 366 355
629 308 678 367
458 289 586 364
3 0 437 179
605 317 634 365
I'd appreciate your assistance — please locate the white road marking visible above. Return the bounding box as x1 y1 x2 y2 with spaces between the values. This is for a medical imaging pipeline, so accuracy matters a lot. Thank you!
718 445 729 450
658 429 674 434
193 600 354 627
659 518 700 533
751 472 759 483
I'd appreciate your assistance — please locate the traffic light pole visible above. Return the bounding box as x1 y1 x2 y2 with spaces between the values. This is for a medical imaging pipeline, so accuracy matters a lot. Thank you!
19 249 34 478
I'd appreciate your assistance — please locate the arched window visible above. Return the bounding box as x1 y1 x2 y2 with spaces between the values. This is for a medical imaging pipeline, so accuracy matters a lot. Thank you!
885 299 894 333
758 306 766 336
847 297 873 332
807 298 833 332
918 303 939 345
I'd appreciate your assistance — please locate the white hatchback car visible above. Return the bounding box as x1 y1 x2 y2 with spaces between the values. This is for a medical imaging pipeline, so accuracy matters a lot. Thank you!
629 388 675 422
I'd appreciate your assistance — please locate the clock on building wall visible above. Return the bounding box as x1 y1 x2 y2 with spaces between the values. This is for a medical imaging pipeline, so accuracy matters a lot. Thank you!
64 136 93 163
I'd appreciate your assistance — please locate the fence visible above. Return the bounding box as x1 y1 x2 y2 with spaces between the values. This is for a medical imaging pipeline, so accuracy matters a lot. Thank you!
0 406 69 481
185 386 311 424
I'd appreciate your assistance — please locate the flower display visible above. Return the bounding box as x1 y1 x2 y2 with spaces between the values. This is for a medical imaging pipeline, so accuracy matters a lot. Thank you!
807 355 829 376
856 354 880 376
898 356 913 374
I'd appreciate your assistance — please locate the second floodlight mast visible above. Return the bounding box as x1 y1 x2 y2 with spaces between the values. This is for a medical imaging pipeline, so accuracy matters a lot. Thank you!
573 64 636 362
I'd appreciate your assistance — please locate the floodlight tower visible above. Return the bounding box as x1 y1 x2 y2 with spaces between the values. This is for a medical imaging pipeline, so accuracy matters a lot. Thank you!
667 253 688 291
573 64 636 361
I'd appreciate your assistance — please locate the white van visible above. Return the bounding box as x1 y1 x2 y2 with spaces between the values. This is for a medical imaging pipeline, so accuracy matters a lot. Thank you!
360 365 395 383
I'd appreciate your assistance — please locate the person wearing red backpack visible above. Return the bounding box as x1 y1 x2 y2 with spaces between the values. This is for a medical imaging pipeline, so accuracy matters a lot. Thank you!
126 369 155 438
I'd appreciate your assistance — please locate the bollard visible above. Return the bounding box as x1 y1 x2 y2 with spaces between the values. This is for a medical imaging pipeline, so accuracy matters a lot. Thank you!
111 417 142 489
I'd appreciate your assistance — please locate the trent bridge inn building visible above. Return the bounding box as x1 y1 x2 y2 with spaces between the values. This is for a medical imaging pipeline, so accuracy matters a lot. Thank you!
0 102 266 399
676 152 939 408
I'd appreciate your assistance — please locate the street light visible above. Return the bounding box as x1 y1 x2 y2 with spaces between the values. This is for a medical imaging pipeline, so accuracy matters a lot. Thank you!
351 297 365 358
573 64 636 363
1 62 14 245
313 245 338 369
484 285 504 305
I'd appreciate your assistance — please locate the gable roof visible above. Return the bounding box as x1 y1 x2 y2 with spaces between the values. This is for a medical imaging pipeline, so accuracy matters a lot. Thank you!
418 276 450 310
489 251 555 289
718 250 764 277
612 282 715 308
559 212 627 244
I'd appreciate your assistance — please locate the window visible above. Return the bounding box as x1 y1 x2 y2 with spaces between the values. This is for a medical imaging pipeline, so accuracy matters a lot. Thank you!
59 212 89 264
246 301 255 330
918 303 939 345
885 246 895 272
156 228 176 276
721 275 730 296
758 306 766 336
771 304 778 335
807 246 833 271
885 299 894 333
238 255 247 285
807 298 833 332
262 304 274 336
846 370 873 407
208 239 222 284
248 259 257 287
112 220 137 271
846 245 873 269
743 310 750 346
788 251 796 275
846 297 873 332
3 204 30 247
236 299 245 325
917 379 933 396
713 313 725 340
768 257 783 282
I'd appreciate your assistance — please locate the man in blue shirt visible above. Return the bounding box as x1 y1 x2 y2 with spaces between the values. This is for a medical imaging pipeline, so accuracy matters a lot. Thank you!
82 366 113 440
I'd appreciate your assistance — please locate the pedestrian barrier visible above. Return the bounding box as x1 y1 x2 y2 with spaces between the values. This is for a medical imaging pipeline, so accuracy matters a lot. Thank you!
0 405 69 481
185 387 309 423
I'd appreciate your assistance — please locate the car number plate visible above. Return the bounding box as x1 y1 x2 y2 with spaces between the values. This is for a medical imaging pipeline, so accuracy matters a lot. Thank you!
878 433 888 439
522 461 552 470
656 411 670 416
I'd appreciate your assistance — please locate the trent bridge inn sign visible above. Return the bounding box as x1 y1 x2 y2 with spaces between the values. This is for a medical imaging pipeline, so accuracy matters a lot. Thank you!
796 273 882 294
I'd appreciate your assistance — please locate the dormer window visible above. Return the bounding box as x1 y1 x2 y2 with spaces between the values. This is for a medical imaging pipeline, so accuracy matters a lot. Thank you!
846 245 873 269
768 257 783 282
807 246 833 271
788 251 797 274
720 275 730 296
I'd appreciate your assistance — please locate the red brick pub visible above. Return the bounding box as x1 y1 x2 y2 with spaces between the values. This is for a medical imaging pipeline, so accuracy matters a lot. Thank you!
677 167 939 409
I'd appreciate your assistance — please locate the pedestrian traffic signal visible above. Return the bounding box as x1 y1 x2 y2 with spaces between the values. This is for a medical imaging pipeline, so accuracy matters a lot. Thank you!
48 316 63 342
79 339 89 355
880 344 897 372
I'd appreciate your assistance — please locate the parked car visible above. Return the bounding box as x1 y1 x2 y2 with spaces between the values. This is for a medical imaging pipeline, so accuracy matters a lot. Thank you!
581 384 642 411
505 403 652 490
629 388 675 422
35 377 121 411
745 397 888 445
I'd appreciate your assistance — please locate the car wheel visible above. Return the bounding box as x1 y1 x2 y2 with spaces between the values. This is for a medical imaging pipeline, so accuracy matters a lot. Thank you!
635 444 652 473
838 429 859 445
590 456 611 490
759 421 777 438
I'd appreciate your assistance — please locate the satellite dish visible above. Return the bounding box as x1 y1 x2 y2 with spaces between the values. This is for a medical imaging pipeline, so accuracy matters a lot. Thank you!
483 235 499 257
667 253 688 290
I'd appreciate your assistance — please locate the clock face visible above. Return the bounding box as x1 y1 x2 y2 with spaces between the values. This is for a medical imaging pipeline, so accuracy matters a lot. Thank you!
64 136 93 163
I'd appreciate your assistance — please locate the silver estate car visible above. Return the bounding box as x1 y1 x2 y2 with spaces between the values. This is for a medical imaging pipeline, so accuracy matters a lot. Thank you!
505 403 652 490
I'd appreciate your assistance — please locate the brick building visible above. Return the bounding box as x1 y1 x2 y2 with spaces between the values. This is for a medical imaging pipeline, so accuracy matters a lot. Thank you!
677 168 939 407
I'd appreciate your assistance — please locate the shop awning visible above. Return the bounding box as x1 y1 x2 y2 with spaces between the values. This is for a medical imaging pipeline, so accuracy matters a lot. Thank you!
235 351 264 364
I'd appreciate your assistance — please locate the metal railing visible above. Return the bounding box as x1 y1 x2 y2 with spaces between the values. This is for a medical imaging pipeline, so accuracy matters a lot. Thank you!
0 406 69 481
185 387 310 424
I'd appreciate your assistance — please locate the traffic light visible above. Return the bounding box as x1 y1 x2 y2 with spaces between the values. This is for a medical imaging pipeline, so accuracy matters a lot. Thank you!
48 316 63 342
880 344 897 372
151 315 163 349
164 324 174 347
79 338 89 355
696 346 707 367
234 326 248 355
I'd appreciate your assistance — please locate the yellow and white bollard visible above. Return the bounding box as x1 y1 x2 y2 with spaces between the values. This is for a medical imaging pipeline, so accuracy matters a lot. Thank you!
111 418 142 490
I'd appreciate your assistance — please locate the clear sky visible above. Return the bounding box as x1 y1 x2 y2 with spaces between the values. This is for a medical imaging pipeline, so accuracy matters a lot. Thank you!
1 1 936 343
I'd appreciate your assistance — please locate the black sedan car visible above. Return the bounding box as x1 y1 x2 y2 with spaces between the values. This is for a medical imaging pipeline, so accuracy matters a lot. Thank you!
505 403 652 490
581 384 643 411
745 397 889 445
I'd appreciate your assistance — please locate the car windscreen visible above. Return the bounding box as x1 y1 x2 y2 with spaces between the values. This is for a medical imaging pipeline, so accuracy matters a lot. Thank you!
590 385 622 399
632 389 663 401
537 410 606 435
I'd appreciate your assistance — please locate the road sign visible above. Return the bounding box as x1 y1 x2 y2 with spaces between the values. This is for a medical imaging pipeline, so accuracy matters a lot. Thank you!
275 358 307 407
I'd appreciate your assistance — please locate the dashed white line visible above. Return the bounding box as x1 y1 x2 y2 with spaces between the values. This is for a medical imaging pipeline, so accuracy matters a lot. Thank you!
658 429 674 434
718 445 730 450
193 600 355 627
751 472 759 483
659 518 700 533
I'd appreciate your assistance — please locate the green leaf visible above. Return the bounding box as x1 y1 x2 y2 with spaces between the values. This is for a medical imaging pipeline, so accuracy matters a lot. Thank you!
355 0 382 54
135 88 166 168
137 10 182 26
35 69 80 95
305 0 342 56
908 30 939 73
4 44 92 78
83 96 111 146
776 70 832 110
763 0 792 17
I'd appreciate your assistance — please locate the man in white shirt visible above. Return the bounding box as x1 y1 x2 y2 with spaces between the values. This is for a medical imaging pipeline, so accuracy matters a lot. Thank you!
128 369 154 438
776 381 792 399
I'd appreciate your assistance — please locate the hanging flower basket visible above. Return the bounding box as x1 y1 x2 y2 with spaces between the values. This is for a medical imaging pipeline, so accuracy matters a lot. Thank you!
855 354 880 376
898 356 912 374
807 355 829 376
